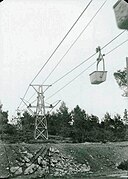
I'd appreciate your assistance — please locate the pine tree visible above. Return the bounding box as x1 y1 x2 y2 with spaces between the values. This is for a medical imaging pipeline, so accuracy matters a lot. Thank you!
123 109 128 125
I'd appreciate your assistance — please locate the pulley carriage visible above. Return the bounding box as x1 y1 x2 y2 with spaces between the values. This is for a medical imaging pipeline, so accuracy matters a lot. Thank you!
90 46 107 85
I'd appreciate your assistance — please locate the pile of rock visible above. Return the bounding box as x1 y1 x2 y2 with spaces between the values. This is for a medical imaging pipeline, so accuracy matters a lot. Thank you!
9 145 90 177
48 146 90 176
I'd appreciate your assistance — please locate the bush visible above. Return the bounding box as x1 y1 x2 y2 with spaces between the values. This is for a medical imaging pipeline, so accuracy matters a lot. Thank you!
118 160 128 170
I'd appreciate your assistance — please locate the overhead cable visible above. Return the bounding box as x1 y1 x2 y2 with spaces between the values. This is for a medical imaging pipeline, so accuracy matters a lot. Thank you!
17 0 93 110
46 38 128 100
24 0 108 105
51 30 126 86
43 0 108 84
17 86 30 110
46 61 97 100
30 0 93 85
105 38 128 55
102 30 125 50
20 30 126 110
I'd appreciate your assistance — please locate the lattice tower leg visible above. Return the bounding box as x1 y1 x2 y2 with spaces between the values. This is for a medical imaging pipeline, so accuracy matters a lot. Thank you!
34 85 48 140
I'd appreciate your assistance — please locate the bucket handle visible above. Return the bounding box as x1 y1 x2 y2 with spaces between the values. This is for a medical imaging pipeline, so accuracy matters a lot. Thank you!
96 46 105 71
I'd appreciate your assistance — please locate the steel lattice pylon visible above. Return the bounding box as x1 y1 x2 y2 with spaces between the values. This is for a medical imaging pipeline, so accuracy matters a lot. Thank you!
31 85 52 140
20 84 60 140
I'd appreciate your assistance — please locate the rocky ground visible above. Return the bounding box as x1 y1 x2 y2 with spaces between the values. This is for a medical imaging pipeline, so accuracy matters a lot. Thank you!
1 142 128 178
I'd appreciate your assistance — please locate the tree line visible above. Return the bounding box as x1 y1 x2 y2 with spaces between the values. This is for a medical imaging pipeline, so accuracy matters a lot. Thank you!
0 102 128 143
0 62 127 143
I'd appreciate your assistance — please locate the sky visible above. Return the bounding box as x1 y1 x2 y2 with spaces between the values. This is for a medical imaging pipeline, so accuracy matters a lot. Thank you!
0 0 128 121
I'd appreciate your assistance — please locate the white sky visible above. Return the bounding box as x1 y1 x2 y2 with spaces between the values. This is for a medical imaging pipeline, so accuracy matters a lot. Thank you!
0 0 128 120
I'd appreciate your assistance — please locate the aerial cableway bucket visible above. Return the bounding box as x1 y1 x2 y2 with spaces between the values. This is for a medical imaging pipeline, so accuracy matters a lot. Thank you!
113 0 128 30
90 46 107 85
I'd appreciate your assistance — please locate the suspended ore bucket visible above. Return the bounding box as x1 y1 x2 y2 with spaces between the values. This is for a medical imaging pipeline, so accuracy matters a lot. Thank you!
90 71 107 84
113 0 128 30
89 46 107 85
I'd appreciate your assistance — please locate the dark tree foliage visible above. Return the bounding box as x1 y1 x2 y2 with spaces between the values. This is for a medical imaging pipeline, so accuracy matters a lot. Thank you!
19 111 35 142
47 104 126 143
114 69 127 88
47 112 61 136
71 105 89 142
118 160 128 170
47 102 72 139
123 109 128 124
56 102 72 137
100 113 126 142
114 68 128 96
3 102 127 143
0 110 17 142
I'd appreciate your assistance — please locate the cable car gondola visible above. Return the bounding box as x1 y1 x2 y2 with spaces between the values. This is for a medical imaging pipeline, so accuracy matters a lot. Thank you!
113 0 128 30
89 46 107 85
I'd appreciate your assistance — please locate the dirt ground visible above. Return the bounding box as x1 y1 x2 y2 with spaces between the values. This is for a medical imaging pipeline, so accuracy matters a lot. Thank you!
1 141 128 179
